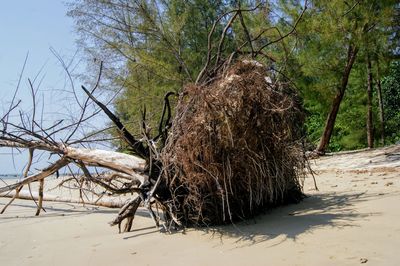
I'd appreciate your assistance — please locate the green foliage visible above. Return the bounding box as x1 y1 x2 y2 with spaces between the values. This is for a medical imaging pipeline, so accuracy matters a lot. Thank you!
382 61 400 143
279 0 398 151
68 0 399 151
69 0 228 138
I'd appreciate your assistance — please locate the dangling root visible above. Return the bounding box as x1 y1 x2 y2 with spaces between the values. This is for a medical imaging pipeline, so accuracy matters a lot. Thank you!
110 196 142 233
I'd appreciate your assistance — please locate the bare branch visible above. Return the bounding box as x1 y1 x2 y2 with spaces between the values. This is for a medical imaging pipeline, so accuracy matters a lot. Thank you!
65 61 104 143
0 157 69 194
255 0 308 55
81 85 148 158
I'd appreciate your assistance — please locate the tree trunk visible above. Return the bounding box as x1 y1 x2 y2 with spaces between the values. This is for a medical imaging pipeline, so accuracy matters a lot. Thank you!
376 61 385 146
0 189 125 208
315 45 359 154
63 147 146 177
366 55 374 148
0 143 147 194
0 158 70 194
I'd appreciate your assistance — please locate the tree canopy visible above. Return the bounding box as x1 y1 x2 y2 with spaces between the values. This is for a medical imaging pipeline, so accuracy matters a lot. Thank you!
67 0 400 152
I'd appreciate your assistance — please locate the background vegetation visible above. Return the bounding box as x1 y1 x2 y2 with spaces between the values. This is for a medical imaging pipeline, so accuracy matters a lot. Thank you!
67 0 400 152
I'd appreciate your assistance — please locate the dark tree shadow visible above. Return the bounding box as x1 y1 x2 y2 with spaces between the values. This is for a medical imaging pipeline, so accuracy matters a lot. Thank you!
196 191 386 247
1 190 392 243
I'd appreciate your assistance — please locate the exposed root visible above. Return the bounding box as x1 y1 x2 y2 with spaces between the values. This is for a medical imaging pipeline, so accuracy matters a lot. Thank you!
0 59 309 233
110 196 142 233
161 61 307 226
35 179 44 216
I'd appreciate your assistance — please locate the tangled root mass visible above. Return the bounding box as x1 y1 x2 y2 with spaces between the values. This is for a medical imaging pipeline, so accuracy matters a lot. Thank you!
160 61 307 226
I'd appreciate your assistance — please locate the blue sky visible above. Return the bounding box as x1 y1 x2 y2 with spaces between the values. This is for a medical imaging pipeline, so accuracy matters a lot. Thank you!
0 1 77 96
0 1 84 174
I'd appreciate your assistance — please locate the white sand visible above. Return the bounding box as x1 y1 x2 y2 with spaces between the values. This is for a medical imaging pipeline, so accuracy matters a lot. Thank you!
1 145 399 266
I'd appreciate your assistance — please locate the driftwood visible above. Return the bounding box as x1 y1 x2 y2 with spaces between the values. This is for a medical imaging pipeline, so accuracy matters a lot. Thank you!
0 157 70 194
0 62 151 230
0 147 147 192
0 2 310 233
63 147 146 179
0 140 146 175
0 190 125 208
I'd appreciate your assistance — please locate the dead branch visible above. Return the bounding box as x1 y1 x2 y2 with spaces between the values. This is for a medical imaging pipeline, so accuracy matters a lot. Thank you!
0 139 146 180
64 146 146 176
35 179 44 216
109 196 142 233
0 3 310 234
195 4 262 84
196 1 307 85
255 0 308 55
81 85 148 158
0 158 69 194
0 185 23 214
0 189 125 208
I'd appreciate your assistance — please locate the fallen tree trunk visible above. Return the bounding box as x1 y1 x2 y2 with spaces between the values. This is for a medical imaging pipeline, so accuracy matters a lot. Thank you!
0 139 149 225
0 0 317 233
63 147 147 180
0 158 70 194
0 140 146 177
0 141 148 190
0 61 310 232
0 190 125 208
1 3 311 233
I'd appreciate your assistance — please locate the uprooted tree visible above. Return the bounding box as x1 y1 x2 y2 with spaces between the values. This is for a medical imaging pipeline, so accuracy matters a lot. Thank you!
0 2 312 232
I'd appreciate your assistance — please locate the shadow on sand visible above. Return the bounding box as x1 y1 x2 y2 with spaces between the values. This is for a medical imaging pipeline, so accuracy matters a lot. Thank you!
197 190 384 247
0 190 388 245
121 190 387 244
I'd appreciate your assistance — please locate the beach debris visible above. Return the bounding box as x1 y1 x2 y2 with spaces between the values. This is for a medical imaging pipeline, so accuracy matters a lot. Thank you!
0 2 311 232
0 61 308 231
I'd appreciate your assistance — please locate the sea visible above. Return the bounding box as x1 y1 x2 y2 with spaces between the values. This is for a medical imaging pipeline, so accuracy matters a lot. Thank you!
0 174 19 179
0 174 68 182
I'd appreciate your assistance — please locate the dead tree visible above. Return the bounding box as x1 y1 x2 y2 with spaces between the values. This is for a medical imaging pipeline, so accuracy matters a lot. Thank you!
0 1 310 232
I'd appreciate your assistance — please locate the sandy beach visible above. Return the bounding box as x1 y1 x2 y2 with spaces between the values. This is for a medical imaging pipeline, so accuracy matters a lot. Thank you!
1 145 399 266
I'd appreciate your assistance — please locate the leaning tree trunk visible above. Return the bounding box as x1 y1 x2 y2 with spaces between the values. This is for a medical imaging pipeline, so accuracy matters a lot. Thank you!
376 61 385 146
315 45 359 154
366 55 374 149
